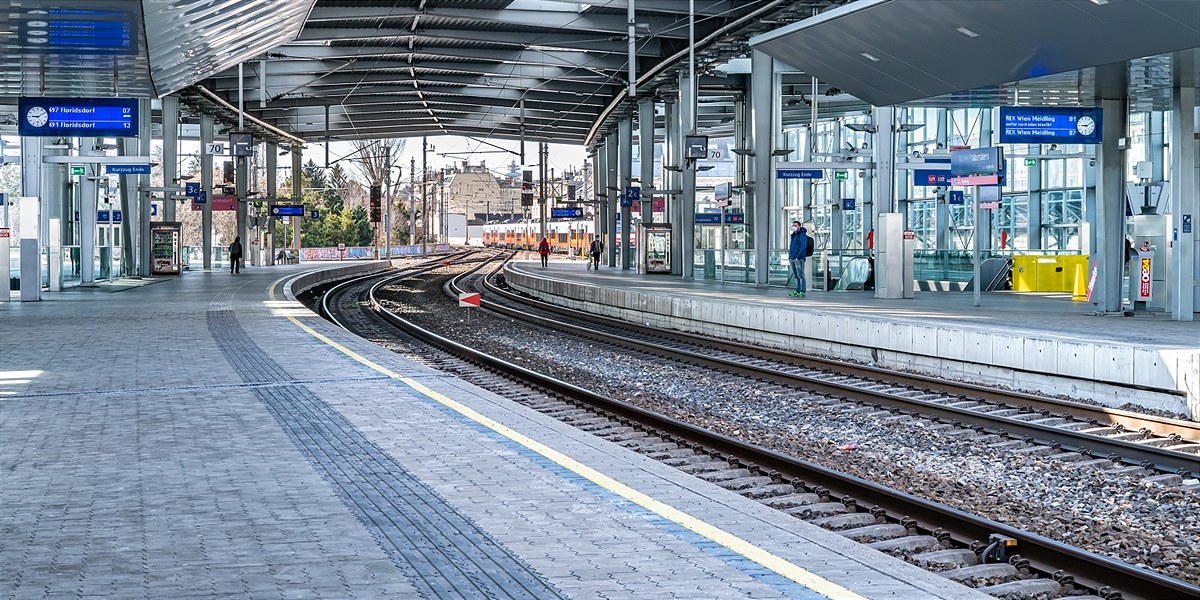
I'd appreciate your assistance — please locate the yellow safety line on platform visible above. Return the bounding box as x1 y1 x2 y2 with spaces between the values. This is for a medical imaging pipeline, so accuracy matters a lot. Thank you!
268 278 866 600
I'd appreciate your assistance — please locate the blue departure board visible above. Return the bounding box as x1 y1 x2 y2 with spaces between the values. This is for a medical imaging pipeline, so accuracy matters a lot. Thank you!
999 107 1102 145
18 5 138 55
18 97 139 138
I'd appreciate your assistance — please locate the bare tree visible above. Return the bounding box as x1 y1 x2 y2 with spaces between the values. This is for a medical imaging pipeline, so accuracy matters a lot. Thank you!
348 138 406 195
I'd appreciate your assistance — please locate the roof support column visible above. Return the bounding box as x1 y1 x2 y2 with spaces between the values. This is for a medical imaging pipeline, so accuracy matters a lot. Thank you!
978 109 994 253
664 99 682 275
605 132 618 268
679 70 697 279
749 49 774 286
618 117 633 270
137 98 152 277
638 97 655 227
292 147 303 254
162 96 179 223
78 139 98 286
871 105 897 298
1169 49 1196 321
830 123 843 249
1091 64 1129 314
18 138 42 300
200 114 214 269
266 141 277 266
1027 144 1042 251
935 109 950 253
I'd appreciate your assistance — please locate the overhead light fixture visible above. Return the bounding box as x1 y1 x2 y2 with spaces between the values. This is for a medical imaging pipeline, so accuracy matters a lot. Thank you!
895 123 925 132
956 26 979 38
1089 0 1109 5
860 53 880 62
844 123 877 133
771 149 793 157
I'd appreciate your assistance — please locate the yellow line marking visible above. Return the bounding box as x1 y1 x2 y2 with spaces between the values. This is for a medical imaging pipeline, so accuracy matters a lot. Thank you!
267 277 867 600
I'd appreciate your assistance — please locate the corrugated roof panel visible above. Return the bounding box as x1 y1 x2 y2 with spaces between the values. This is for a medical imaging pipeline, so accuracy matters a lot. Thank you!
0 0 156 98
142 0 317 97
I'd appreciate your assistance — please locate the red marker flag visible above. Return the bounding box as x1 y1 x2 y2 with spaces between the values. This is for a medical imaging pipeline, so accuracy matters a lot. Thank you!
458 292 481 307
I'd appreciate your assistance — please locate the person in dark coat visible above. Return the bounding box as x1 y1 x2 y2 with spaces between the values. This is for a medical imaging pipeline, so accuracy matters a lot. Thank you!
787 221 808 297
537 237 550 267
588 237 604 270
229 236 243 274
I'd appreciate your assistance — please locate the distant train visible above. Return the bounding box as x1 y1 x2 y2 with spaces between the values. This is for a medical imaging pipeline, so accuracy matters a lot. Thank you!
482 219 595 255
481 219 640 257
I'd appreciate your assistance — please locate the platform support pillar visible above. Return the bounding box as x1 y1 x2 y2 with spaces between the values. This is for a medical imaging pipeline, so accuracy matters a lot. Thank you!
664 99 682 275
934 110 950 253
1169 49 1196 320
605 133 618 268
266 142 277 266
749 49 774 286
638 97 655 228
19 137 42 301
78 139 98 286
162 96 178 223
292 147 303 257
679 71 697 279
137 98 152 277
1091 64 1129 314
870 106 897 298
618 116 633 270
830 124 844 249
200 114 214 270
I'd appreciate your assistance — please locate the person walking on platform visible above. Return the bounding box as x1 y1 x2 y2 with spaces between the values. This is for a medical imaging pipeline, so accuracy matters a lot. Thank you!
788 221 810 298
229 236 243 274
588 237 604 270
538 237 550 267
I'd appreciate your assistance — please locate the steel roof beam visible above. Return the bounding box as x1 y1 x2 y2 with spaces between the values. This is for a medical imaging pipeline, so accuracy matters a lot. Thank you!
304 6 688 39
259 48 630 71
213 69 614 94
297 27 663 55
295 123 584 143
256 100 591 122
572 0 735 16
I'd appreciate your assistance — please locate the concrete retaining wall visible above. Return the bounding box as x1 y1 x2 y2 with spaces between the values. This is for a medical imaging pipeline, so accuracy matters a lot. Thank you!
506 265 1198 421
284 261 392 300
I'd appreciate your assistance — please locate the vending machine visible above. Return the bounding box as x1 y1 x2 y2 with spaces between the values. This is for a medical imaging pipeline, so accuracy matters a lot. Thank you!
638 224 672 274
151 222 183 275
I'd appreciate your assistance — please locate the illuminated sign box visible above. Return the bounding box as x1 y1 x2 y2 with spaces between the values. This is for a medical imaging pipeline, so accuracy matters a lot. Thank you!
18 96 138 138
999 106 1102 145
270 205 306 217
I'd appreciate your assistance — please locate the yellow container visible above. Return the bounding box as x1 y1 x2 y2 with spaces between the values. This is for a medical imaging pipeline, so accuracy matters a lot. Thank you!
1012 254 1089 292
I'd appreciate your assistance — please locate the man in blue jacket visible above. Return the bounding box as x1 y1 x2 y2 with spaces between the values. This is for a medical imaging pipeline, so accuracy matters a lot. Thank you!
788 221 808 297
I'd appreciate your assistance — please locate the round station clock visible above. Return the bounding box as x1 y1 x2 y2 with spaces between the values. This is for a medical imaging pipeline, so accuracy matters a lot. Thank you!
1076 115 1096 136
26 106 49 128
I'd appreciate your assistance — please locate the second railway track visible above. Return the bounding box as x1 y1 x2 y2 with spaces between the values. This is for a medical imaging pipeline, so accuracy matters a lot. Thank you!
309 253 1200 600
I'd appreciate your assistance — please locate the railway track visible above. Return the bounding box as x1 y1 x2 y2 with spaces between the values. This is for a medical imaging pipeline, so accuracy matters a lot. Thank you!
308 254 1199 600
469 262 1200 482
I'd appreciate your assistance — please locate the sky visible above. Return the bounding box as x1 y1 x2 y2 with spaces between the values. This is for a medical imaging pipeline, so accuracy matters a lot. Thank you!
302 136 590 183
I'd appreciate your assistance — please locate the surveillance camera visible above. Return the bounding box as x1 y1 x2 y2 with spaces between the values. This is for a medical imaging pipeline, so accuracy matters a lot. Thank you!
911 150 923 159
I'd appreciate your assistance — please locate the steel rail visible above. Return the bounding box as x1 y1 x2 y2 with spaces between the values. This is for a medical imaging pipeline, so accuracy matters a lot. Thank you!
343 256 1200 600
478 269 1199 477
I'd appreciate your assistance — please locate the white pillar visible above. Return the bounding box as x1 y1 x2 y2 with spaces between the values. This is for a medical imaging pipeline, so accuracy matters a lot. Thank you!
1169 49 1197 320
749 49 774 286
200 114 214 269
162 96 179 223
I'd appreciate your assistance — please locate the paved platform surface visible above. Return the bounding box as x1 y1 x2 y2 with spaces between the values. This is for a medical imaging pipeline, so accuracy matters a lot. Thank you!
506 260 1200 419
516 260 1200 348
0 261 985 599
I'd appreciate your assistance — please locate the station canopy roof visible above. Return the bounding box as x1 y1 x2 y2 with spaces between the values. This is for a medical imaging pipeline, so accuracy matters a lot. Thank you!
194 0 842 145
751 0 1200 110
0 0 315 100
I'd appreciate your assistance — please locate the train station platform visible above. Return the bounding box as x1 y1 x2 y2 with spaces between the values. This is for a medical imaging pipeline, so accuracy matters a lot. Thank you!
0 261 986 599
504 260 1200 421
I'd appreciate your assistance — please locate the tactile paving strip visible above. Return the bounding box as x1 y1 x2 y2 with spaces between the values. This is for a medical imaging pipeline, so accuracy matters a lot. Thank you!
207 310 566 600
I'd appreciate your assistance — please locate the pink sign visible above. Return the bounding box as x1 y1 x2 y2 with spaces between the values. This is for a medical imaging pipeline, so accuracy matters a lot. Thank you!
950 175 1000 186
192 195 237 211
